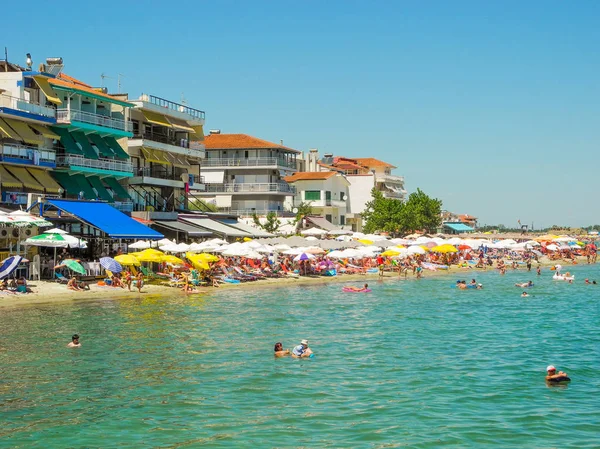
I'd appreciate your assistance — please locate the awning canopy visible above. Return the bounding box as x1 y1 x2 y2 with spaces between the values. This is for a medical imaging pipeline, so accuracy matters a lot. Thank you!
71 131 98 159
28 168 61 193
141 147 170 165
215 195 232 208
52 171 80 195
0 118 21 140
154 220 213 238
189 125 204 140
0 165 22 188
306 216 338 231
166 117 194 132
3 118 42 145
87 176 113 202
444 223 474 232
46 199 164 239
103 136 130 160
71 174 97 200
179 216 252 238
104 177 131 200
28 123 60 140
32 76 62 105
89 134 114 158
142 110 172 128
52 127 83 155
215 218 274 237
202 171 225 183
6 166 44 191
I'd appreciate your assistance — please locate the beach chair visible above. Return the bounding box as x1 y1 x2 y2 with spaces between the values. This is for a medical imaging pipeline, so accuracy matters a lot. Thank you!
54 272 69 284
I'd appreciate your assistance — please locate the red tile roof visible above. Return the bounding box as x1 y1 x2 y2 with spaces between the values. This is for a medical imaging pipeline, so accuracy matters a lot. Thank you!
204 133 299 153
284 171 338 182
353 157 396 169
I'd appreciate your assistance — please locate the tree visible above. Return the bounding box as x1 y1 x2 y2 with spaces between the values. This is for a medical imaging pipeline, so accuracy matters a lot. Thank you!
252 212 281 233
293 201 313 233
362 188 442 235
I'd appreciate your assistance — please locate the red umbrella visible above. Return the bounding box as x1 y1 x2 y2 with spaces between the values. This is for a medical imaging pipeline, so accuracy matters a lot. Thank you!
458 245 472 250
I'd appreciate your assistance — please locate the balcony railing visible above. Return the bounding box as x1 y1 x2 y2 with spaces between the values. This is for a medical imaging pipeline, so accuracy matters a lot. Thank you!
376 174 405 184
57 155 133 173
1 143 56 166
134 166 193 180
111 201 133 213
142 94 205 121
0 94 56 119
57 108 133 132
203 158 297 169
1 191 29 205
203 183 295 194
382 191 404 199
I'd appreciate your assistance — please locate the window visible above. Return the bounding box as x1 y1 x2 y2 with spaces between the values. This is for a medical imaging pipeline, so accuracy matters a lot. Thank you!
304 190 321 201
340 191 345 201
325 191 331 200
340 215 345 225
325 214 332 223
245 150 249 158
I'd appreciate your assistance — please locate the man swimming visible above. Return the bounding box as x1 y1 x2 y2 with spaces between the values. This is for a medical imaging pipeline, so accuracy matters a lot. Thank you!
345 283 369 292
67 334 81 348
545 365 570 383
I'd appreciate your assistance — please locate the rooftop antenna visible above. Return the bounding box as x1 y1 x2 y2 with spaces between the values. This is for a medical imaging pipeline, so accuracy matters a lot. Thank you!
4 47 7 72
100 73 112 88
117 73 125 93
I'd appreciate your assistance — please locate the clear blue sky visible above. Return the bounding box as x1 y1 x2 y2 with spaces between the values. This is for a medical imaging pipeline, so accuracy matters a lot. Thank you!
3 1 599 228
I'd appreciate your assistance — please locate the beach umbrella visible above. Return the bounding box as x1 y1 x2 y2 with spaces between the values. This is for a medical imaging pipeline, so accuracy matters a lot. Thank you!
131 249 164 263
129 240 150 249
458 244 472 250
327 229 353 235
186 253 210 270
162 255 185 265
381 249 401 257
99 257 123 274
357 239 374 245
115 254 140 266
294 252 316 262
189 252 219 262
431 244 458 253
45 228 68 234
55 259 86 275
546 244 559 251
0 255 22 279
301 228 328 236
407 245 426 255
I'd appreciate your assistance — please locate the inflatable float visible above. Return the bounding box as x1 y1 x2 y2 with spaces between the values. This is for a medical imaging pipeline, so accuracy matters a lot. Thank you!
342 287 372 293
547 376 571 384
552 274 575 281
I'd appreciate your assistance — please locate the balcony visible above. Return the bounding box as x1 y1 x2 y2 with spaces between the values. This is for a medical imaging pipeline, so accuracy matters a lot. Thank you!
1 143 56 168
376 174 405 185
130 133 205 159
143 94 205 121
0 94 56 120
202 158 297 170
203 182 295 194
57 108 132 133
56 155 133 174
382 191 405 199
111 201 133 213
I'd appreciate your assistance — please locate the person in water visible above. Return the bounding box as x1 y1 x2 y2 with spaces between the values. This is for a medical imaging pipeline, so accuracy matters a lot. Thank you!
273 342 290 357
521 291 529 297
346 283 369 292
67 334 81 348
292 339 313 358
545 365 570 382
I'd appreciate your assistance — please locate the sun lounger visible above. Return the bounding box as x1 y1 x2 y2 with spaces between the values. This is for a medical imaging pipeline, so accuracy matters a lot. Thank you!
54 272 69 284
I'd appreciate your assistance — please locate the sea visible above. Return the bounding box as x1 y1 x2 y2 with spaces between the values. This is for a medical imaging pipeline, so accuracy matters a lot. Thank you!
1 264 599 448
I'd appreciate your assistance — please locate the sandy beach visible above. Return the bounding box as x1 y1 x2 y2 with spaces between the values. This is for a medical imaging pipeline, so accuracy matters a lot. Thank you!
0 255 587 309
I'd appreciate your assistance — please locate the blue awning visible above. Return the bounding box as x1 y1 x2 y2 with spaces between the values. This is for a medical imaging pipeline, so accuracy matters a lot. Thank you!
47 199 163 239
444 223 474 232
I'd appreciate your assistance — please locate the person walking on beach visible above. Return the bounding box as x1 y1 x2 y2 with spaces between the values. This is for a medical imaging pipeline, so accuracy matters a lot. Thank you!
136 271 144 293
67 334 81 348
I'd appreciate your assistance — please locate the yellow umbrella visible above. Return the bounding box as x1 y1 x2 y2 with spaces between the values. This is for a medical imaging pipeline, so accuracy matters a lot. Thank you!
358 239 374 245
243 237 253 242
381 249 400 257
431 244 458 253
130 249 164 263
191 252 220 262
115 254 140 266
419 245 431 252
162 255 185 265
187 254 210 271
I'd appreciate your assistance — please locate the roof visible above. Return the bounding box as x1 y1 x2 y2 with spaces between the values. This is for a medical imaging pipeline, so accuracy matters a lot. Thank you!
178 216 252 238
153 220 213 237
204 133 300 153
444 223 474 232
306 216 338 231
48 73 134 107
458 214 477 220
215 218 274 237
284 172 338 182
46 199 164 239
353 158 396 169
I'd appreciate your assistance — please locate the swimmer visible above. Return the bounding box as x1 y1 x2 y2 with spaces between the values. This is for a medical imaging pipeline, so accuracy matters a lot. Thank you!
292 339 313 358
476 283 483 290
67 334 81 348
274 342 290 357
545 365 570 383
345 283 368 292
515 281 534 288
521 291 529 297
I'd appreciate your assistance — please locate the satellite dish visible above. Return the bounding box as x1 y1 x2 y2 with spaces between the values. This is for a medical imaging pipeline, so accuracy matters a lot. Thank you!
292 208 298 214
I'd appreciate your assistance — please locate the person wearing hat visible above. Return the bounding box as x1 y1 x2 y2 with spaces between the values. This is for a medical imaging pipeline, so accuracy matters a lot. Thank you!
292 339 313 358
545 365 570 383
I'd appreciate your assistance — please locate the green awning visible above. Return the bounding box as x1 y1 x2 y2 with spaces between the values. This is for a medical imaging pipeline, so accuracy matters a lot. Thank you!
103 136 130 160
71 174 97 200
104 177 131 199
51 171 80 195
87 176 114 202
51 127 83 155
89 133 114 158
71 131 99 160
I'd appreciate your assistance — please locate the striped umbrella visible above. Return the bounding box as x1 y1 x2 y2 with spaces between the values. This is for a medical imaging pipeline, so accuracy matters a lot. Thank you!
100 257 123 274
0 255 23 279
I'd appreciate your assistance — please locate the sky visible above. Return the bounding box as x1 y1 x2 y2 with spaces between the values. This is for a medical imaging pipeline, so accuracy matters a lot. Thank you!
2 0 599 228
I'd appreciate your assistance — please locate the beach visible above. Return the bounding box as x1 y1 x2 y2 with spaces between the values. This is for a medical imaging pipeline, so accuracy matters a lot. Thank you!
0 255 586 308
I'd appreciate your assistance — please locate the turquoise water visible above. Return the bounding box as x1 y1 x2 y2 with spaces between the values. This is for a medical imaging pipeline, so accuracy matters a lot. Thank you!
1 265 600 448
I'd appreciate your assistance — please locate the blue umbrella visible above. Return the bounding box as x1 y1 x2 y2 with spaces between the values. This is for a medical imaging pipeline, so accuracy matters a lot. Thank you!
0 255 23 279
99 257 123 274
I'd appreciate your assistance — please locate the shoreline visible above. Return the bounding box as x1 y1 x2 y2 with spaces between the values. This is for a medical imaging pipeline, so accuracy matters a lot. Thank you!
0 256 588 309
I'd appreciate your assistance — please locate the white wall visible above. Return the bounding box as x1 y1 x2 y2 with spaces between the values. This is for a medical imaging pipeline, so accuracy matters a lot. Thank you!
0 72 24 98
346 174 374 214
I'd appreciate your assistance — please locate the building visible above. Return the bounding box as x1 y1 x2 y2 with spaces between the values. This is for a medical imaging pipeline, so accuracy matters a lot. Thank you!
126 94 206 215
0 59 63 208
283 171 349 226
302 151 406 231
440 211 477 234
197 132 298 215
